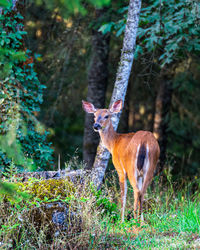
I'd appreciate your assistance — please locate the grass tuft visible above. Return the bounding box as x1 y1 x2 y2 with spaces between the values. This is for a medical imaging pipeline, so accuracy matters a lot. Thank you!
0 170 200 248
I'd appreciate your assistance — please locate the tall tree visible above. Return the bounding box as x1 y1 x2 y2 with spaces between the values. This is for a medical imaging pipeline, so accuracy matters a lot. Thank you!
90 0 142 187
153 69 173 173
83 8 110 169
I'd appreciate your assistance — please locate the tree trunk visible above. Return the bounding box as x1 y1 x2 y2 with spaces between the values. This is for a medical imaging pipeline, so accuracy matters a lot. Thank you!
91 0 142 188
83 8 110 169
153 71 173 174
119 84 130 133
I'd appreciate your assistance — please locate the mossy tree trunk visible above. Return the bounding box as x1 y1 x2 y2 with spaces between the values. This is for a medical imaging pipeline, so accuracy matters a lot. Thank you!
91 0 142 188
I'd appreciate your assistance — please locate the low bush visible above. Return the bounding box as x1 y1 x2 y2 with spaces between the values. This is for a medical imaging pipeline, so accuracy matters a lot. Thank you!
0 172 200 249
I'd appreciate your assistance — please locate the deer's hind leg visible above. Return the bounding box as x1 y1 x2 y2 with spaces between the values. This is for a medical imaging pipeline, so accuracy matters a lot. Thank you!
126 162 140 220
119 173 127 222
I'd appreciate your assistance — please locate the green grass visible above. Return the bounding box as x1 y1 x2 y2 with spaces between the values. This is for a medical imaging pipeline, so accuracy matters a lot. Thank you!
146 200 200 233
0 173 200 249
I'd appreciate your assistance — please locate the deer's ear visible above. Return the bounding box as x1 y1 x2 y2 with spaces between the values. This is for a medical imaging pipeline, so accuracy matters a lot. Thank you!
110 100 123 113
82 100 96 113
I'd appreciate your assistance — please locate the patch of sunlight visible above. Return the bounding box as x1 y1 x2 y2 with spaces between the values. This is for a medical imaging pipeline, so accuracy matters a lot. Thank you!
64 19 73 28
36 29 42 38
56 15 62 22
80 49 86 54
26 21 36 28
139 105 145 115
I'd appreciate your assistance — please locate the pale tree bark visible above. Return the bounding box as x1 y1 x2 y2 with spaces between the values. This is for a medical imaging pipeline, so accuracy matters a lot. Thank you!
83 8 110 169
91 0 142 188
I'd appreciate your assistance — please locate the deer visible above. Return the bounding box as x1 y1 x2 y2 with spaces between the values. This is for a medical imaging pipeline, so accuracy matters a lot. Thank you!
82 99 160 222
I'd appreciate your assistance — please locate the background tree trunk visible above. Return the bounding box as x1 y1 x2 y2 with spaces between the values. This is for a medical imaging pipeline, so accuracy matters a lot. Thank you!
119 84 130 133
90 0 142 188
83 8 110 169
153 71 173 174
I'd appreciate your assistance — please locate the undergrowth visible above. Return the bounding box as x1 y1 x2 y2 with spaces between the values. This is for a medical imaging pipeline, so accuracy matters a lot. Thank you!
0 171 200 249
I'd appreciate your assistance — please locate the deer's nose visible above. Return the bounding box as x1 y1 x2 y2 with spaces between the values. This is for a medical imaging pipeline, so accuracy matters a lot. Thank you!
93 123 102 131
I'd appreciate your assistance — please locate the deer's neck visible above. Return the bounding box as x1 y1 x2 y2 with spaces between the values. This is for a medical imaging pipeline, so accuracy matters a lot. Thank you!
99 121 118 153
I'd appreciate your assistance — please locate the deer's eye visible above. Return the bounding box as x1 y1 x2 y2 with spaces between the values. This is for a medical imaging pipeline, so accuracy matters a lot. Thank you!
104 115 109 119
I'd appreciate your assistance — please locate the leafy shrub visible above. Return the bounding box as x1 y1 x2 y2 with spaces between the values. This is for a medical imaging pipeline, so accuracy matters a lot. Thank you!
0 6 53 171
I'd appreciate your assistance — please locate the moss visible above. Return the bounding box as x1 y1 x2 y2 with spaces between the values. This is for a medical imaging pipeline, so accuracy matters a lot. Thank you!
117 76 122 81
122 49 133 54
17 178 76 201
1 178 82 241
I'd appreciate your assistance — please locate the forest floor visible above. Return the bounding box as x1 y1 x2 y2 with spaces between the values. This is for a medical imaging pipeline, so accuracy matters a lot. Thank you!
0 172 200 249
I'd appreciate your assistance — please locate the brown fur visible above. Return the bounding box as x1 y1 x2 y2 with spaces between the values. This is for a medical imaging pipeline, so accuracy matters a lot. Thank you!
82 100 160 221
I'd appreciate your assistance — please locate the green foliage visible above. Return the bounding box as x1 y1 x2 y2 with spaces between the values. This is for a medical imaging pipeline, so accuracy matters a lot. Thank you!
0 181 29 203
34 0 110 17
0 181 17 197
98 7 127 37
0 0 11 8
136 0 200 66
99 0 200 67
90 183 119 221
167 72 200 175
0 9 26 79
0 125 36 170
2 162 18 180
0 7 53 172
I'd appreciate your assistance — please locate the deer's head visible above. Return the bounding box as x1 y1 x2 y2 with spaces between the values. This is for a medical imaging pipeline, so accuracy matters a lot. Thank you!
82 100 123 132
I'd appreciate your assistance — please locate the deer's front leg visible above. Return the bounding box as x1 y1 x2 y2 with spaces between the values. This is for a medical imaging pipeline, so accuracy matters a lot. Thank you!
119 173 127 222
